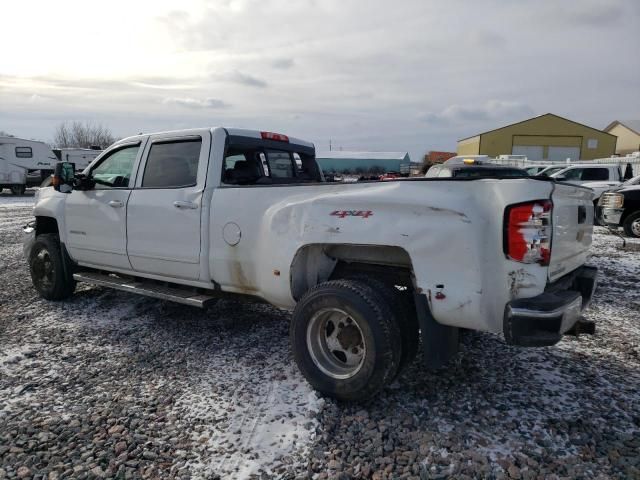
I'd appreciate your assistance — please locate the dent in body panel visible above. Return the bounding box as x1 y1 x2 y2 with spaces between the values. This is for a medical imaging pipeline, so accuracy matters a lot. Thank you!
508 268 538 298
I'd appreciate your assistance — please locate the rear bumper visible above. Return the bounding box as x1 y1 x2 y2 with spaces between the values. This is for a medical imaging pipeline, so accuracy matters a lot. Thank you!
504 265 598 347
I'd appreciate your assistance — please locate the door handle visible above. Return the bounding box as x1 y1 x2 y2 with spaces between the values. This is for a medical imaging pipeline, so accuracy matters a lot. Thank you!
108 200 124 208
173 201 198 209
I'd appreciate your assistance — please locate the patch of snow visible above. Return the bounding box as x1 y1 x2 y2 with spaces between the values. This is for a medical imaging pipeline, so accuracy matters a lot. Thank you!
175 360 324 479
0 191 36 208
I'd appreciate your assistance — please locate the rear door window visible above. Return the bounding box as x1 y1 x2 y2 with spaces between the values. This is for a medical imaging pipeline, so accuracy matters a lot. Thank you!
142 139 201 188
581 168 609 181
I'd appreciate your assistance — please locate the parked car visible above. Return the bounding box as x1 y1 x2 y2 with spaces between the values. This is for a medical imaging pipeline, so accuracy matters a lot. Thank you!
549 164 623 201
425 159 528 178
598 175 640 238
24 127 597 402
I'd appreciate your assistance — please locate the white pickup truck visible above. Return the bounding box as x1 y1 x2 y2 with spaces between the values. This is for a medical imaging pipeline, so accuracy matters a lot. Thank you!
549 163 624 202
24 127 598 401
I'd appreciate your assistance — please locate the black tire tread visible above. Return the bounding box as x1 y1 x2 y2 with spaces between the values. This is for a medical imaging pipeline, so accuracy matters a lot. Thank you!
343 274 419 374
622 211 640 238
291 279 402 402
29 234 76 300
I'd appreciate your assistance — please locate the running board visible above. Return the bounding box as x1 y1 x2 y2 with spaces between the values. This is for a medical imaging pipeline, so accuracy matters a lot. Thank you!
72 271 217 308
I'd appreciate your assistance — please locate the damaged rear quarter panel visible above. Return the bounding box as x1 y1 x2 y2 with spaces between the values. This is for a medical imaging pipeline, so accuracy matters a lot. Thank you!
209 178 554 334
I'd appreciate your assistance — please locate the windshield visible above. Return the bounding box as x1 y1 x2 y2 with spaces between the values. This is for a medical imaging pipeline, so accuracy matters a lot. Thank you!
622 174 640 186
538 166 566 177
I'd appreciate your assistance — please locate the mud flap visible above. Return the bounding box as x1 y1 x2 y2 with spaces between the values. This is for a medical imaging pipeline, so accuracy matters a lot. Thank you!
414 293 459 369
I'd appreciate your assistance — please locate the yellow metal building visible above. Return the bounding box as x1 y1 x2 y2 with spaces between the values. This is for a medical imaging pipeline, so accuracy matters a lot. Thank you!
604 120 640 155
457 113 616 161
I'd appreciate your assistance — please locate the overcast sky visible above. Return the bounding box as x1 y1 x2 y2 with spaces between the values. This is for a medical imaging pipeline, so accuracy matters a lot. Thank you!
1 0 638 161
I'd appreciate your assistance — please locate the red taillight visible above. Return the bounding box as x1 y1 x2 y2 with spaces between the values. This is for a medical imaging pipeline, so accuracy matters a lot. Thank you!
504 200 552 266
260 131 289 142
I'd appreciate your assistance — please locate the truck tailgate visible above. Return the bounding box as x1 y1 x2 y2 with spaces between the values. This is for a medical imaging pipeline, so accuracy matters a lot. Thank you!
548 183 594 282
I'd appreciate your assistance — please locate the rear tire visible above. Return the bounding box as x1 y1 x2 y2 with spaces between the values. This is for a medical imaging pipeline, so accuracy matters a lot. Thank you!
291 279 402 402
344 274 419 375
623 211 640 238
29 234 76 300
11 185 26 195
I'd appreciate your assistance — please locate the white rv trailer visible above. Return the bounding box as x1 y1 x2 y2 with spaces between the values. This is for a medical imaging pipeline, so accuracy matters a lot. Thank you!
0 136 58 194
53 148 103 170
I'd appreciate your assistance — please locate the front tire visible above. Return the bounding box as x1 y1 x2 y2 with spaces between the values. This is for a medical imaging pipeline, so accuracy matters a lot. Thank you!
623 211 640 238
28 234 76 300
291 279 402 402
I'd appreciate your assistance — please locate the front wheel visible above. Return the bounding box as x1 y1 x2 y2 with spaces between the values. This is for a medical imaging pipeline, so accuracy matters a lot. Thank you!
623 211 640 238
11 185 26 195
28 234 76 300
290 279 402 402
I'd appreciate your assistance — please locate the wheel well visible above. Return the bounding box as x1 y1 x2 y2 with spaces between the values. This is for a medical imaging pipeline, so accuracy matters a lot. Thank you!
290 244 415 301
36 216 59 236
621 206 640 225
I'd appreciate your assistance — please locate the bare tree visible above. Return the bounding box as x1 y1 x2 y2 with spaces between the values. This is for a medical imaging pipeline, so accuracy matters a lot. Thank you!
53 121 116 149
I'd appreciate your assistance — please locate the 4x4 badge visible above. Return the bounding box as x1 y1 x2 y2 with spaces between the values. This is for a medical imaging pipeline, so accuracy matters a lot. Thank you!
330 210 373 219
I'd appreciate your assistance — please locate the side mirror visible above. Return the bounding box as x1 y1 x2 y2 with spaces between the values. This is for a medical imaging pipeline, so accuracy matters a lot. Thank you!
554 175 568 182
53 162 76 193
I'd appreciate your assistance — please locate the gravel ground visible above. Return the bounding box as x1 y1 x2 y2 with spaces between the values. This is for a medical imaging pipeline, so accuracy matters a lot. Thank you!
1 191 639 480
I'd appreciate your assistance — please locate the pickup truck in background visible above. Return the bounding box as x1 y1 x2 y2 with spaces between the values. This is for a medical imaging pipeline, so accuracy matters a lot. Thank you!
425 157 527 178
24 127 598 401
598 175 640 238
549 164 624 202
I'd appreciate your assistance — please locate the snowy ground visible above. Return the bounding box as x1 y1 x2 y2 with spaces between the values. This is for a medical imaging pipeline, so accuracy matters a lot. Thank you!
1 193 639 479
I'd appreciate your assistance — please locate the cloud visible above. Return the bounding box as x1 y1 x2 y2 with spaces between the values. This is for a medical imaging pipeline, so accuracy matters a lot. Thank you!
420 100 534 126
162 97 229 109
1 0 638 163
533 0 636 28
224 71 268 88
471 31 507 48
271 58 295 69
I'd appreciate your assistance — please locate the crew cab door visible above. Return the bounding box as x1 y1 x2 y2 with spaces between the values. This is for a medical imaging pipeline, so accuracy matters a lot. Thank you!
126 131 210 280
64 141 146 269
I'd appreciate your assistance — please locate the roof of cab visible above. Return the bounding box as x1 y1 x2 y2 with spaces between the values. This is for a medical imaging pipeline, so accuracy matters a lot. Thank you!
116 127 314 149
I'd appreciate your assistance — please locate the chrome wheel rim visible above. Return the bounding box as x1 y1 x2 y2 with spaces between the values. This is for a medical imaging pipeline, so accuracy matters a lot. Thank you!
632 219 640 237
32 248 54 290
306 308 366 379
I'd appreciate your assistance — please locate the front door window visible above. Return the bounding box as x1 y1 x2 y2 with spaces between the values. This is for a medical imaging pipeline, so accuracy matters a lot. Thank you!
91 145 139 189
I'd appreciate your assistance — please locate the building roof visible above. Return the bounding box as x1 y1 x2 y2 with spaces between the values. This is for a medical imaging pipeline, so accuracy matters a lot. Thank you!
458 113 616 142
604 120 640 136
316 151 409 161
